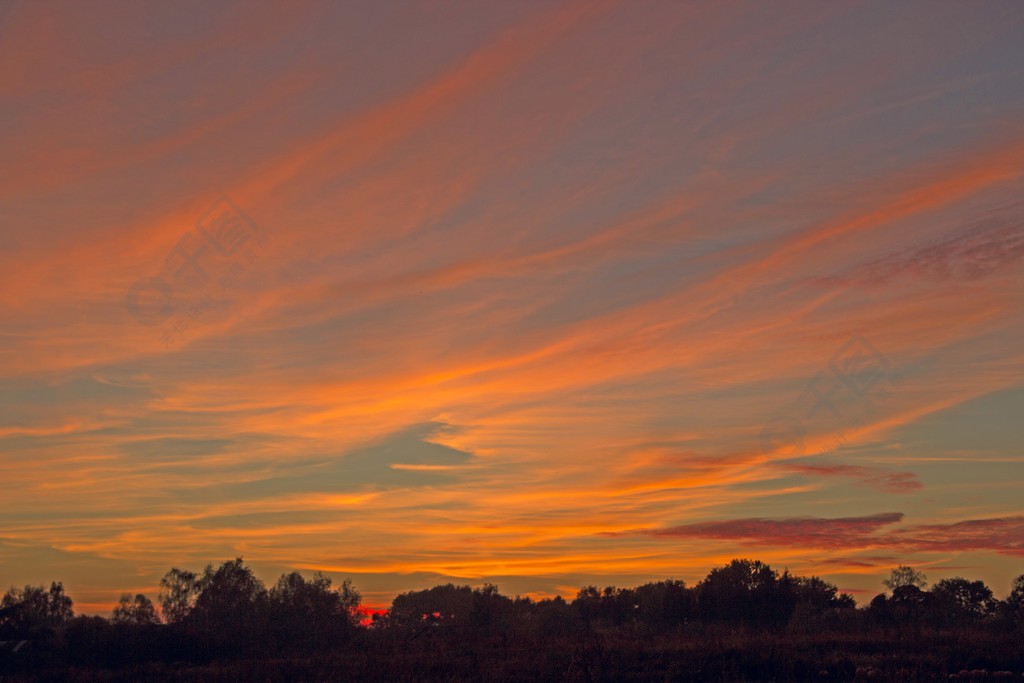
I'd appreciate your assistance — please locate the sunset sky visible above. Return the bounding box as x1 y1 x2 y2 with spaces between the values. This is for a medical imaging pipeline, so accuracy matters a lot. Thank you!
2 1 1024 616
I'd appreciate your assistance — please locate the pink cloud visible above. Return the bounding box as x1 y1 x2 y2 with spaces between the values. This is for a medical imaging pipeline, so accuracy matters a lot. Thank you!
625 513 905 550
780 462 922 493
622 514 1024 557
893 516 1024 556
812 207 1024 289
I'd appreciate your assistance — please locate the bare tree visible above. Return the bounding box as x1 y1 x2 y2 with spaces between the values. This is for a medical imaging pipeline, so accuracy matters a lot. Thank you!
883 565 926 593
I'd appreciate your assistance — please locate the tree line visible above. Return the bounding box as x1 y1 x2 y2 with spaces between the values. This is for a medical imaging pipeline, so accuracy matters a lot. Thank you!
373 559 1024 635
2 557 1023 675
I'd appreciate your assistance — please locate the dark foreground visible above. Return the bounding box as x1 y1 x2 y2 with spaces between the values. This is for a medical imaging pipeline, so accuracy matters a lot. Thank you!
3 627 1023 682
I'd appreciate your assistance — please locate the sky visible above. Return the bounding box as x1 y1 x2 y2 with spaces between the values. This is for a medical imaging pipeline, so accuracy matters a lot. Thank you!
1 0 1024 616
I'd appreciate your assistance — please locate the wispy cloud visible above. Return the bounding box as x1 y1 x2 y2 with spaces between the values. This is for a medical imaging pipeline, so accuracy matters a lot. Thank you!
1 0 1023 612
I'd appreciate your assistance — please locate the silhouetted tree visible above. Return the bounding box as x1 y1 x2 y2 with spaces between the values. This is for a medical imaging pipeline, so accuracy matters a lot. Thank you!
111 593 160 626
930 577 995 624
268 571 360 651
0 582 73 635
791 576 841 612
1002 573 1024 627
867 593 892 627
889 584 929 630
573 586 602 627
769 571 800 628
605 586 636 627
531 595 577 637
572 586 642 628
470 583 513 632
389 583 474 629
188 558 269 656
634 580 694 629
1008 574 1024 605
158 568 202 624
883 565 927 593
697 559 781 626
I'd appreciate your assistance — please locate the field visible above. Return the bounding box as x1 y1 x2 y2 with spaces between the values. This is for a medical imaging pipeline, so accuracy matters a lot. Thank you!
6 625 1023 682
